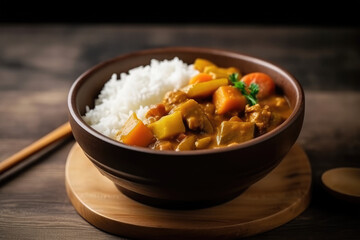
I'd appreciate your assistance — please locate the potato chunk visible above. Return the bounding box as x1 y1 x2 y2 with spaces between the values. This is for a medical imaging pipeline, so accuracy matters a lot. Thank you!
176 135 196 151
204 66 241 79
216 121 255 146
148 111 185 140
195 136 212 149
193 58 216 72
184 78 229 98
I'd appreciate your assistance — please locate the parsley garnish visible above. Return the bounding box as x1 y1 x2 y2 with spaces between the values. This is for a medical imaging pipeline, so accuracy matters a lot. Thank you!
229 73 259 106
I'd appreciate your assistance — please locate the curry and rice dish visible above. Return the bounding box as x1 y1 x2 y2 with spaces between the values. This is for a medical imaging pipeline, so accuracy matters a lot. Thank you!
111 58 292 151
84 58 291 151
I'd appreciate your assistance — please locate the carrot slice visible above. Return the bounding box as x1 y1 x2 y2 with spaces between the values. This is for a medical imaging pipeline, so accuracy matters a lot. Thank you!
241 72 275 99
213 85 247 114
116 113 154 147
189 73 213 85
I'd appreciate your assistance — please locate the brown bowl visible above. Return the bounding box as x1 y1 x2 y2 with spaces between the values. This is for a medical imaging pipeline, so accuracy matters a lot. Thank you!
68 47 304 209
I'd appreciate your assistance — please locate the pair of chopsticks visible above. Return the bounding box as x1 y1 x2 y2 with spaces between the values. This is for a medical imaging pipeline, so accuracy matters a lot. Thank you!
0 122 72 175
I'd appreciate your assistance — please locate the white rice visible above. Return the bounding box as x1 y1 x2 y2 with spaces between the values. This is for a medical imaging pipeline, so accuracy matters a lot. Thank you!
83 57 198 138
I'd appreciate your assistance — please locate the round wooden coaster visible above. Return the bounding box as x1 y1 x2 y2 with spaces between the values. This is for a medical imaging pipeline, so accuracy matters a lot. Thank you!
65 143 311 239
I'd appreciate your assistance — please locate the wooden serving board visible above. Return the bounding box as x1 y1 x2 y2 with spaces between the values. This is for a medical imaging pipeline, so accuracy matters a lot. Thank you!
65 143 311 239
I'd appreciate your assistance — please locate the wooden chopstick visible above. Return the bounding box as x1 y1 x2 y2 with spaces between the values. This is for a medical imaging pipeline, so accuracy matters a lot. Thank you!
0 122 72 175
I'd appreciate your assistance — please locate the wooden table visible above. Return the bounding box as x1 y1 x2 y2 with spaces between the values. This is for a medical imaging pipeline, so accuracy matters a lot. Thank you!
1 25 359 239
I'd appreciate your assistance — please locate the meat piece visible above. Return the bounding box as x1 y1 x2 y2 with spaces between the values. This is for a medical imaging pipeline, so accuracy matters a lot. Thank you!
229 116 242 122
153 140 173 150
245 104 272 134
274 97 288 109
259 96 291 115
162 90 188 112
268 112 285 131
216 121 255 146
145 103 167 123
174 99 214 134
201 102 215 116
175 133 187 142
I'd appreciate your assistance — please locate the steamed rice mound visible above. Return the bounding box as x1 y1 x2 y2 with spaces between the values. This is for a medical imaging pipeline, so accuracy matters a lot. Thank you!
83 57 198 138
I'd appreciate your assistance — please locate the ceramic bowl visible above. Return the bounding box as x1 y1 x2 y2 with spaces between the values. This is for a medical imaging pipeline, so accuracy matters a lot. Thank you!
68 47 304 209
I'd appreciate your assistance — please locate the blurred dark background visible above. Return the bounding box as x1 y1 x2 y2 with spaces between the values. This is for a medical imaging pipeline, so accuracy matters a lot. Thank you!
1 2 359 26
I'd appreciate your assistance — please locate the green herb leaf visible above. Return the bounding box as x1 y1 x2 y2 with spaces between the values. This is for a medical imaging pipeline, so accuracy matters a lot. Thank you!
228 73 259 106
229 73 239 85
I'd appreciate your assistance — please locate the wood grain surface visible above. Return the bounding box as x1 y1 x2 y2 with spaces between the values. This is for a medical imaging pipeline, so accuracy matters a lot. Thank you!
1 25 360 239
0 122 71 174
65 143 311 239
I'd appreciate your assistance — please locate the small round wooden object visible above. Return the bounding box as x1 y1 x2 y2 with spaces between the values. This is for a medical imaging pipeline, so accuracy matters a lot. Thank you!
321 167 360 204
65 143 311 239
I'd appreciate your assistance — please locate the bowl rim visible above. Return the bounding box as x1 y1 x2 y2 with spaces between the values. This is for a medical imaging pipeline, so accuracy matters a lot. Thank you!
68 46 304 156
